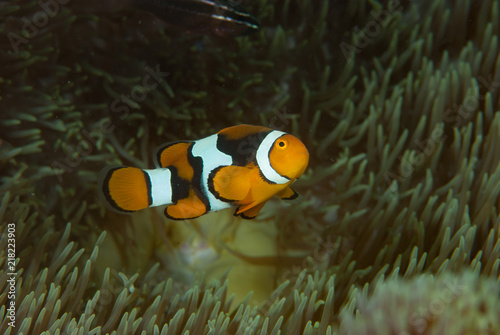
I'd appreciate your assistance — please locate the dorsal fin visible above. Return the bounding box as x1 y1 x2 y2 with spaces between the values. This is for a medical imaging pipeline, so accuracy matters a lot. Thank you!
154 141 195 181
155 141 191 168
217 124 271 140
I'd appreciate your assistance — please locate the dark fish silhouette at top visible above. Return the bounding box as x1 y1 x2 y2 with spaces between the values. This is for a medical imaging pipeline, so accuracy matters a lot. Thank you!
131 0 260 37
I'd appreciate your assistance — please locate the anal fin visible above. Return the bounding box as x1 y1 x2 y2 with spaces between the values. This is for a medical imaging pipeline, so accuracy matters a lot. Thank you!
164 190 207 220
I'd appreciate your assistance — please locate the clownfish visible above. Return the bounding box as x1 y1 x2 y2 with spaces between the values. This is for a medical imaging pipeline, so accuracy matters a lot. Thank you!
98 125 309 220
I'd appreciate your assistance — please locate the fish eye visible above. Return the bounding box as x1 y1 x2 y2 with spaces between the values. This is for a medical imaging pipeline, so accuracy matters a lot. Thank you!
276 139 288 150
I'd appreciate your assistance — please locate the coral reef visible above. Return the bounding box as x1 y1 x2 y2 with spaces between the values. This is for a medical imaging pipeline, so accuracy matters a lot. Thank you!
1 0 500 333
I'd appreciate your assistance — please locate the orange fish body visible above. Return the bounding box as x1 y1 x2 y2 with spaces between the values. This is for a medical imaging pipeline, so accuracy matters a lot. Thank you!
99 125 309 220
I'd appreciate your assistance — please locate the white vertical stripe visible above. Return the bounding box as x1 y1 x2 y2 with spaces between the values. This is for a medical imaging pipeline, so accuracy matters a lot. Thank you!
256 131 290 184
145 168 173 207
191 134 234 211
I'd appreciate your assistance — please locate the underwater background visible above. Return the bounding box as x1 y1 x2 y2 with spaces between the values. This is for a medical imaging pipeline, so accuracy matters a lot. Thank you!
1 0 500 334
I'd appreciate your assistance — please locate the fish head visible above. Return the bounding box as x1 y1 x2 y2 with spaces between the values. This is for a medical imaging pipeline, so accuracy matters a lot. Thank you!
268 134 309 181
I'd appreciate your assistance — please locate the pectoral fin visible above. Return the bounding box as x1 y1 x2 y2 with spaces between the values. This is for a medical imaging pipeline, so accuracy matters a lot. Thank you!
277 186 298 200
209 166 252 202
234 201 266 220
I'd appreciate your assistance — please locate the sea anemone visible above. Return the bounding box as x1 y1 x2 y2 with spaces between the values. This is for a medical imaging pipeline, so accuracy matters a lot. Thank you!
1 0 500 333
339 271 500 334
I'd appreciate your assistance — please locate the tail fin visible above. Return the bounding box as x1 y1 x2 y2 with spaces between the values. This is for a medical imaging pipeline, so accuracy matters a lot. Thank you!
99 166 152 213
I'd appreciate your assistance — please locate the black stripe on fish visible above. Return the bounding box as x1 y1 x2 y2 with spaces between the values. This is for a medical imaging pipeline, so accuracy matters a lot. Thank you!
216 130 272 166
168 165 190 203
186 144 212 211
143 169 153 206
